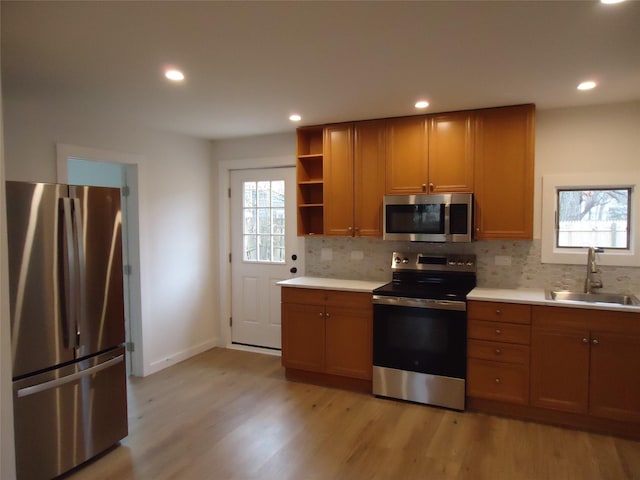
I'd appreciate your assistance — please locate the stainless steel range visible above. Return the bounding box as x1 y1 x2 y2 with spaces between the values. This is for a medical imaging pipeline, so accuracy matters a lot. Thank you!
372 252 476 411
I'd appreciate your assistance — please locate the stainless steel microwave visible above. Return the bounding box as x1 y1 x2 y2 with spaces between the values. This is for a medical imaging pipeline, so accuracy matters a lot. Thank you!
383 193 474 242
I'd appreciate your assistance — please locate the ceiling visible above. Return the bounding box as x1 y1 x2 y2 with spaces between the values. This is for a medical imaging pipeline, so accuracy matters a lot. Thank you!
2 1 639 140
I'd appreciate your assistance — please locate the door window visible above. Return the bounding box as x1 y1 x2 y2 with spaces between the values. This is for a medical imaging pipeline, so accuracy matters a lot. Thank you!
242 180 285 263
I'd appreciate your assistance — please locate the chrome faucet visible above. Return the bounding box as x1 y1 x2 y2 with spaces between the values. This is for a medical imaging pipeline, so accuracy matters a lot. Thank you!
584 247 604 294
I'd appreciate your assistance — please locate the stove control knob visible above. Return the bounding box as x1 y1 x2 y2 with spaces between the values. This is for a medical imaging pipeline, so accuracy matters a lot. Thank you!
448 261 456 266
466 261 474 266
402 257 409 264
457 261 464 266
394 256 402 263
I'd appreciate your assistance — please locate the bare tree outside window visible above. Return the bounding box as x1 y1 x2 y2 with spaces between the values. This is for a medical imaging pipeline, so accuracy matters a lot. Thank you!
557 188 630 249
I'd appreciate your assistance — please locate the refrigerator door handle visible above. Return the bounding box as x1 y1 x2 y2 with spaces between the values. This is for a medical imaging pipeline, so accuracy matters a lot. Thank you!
16 354 124 398
72 197 86 349
61 198 77 350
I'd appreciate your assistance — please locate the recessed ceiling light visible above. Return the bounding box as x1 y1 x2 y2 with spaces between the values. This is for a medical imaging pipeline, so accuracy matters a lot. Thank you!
600 0 625 4
289 114 302 122
165 69 185 82
415 100 430 109
577 81 597 91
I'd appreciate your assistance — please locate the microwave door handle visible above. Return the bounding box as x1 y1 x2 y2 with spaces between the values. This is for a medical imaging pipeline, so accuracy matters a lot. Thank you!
443 203 451 240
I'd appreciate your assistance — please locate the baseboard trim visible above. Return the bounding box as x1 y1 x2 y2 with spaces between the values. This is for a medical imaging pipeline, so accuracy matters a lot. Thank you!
144 338 219 376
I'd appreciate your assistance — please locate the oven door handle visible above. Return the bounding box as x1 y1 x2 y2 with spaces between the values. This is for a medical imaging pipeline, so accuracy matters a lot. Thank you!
372 295 466 311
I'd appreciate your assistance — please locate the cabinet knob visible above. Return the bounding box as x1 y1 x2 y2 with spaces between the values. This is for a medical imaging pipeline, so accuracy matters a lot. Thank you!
592 339 599 345
495 329 501 335
582 337 589 343
348 226 353 232
319 312 324 318
495 378 501 384
429 183 434 192
495 349 501 355
495 309 502 315
325 313 330 318
421 183 427 192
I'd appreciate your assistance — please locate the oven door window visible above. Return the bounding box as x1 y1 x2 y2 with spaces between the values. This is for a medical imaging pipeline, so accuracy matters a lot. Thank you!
385 204 444 234
373 304 466 379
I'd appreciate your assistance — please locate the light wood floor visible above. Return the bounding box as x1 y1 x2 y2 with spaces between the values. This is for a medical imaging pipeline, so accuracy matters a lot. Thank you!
67 348 640 480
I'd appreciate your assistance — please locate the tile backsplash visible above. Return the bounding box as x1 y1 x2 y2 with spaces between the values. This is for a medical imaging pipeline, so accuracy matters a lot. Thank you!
305 237 640 294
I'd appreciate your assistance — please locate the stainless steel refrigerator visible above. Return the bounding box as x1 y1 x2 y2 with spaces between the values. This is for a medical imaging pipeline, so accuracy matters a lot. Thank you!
6 181 128 480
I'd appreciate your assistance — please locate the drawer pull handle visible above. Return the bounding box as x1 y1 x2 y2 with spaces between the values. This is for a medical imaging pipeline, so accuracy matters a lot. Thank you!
495 329 501 335
495 378 501 384
495 309 502 315
495 349 501 355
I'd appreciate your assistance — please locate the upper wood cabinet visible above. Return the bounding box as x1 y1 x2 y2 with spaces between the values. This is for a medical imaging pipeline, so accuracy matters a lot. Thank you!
323 121 386 237
353 120 386 237
474 104 535 240
324 124 354 236
385 116 428 194
385 112 474 195
428 111 474 193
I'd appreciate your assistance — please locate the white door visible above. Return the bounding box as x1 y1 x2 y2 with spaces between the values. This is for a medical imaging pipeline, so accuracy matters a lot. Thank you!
230 167 301 349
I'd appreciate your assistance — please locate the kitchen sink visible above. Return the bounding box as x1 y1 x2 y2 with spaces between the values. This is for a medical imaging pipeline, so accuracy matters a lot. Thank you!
545 290 640 306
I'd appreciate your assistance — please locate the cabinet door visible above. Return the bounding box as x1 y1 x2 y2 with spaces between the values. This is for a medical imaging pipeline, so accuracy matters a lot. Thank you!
589 331 640 423
325 305 372 380
428 112 474 193
530 326 590 414
281 302 325 372
385 116 428 194
354 120 386 237
323 124 354 236
474 104 534 239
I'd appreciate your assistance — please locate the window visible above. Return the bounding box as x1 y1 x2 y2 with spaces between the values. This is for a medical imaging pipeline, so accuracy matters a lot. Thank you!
542 173 640 266
242 180 285 263
557 188 630 249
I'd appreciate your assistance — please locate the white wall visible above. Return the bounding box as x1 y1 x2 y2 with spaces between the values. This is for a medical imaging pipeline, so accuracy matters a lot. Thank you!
534 101 640 238
3 95 218 376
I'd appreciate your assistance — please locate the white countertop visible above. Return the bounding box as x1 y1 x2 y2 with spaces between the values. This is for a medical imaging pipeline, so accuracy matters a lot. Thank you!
277 276 386 293
468 287 640 313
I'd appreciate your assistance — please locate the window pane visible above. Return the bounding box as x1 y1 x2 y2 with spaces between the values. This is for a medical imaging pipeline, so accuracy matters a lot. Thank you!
243 208 256 234
272 235 285 262
272 181 285 207
244 235 257 261
257 208 270 234
557 188 630 249
272 208 285 234
243 182 257 208
258 235 271 262
257 181 271 207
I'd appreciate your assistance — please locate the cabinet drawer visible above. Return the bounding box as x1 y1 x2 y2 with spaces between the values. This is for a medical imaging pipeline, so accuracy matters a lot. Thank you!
468 339 529 365
468 301 531 324
282 287 326 305
468 319 530 344
467 359 529 405
281 287 372 311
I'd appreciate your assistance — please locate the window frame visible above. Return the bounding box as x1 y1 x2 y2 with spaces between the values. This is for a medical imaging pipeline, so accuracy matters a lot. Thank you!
541 173 640 266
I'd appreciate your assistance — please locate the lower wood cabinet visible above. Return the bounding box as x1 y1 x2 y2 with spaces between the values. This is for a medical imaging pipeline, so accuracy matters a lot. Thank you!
468 300 640 440
281 287 372 391
531 306 640 423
